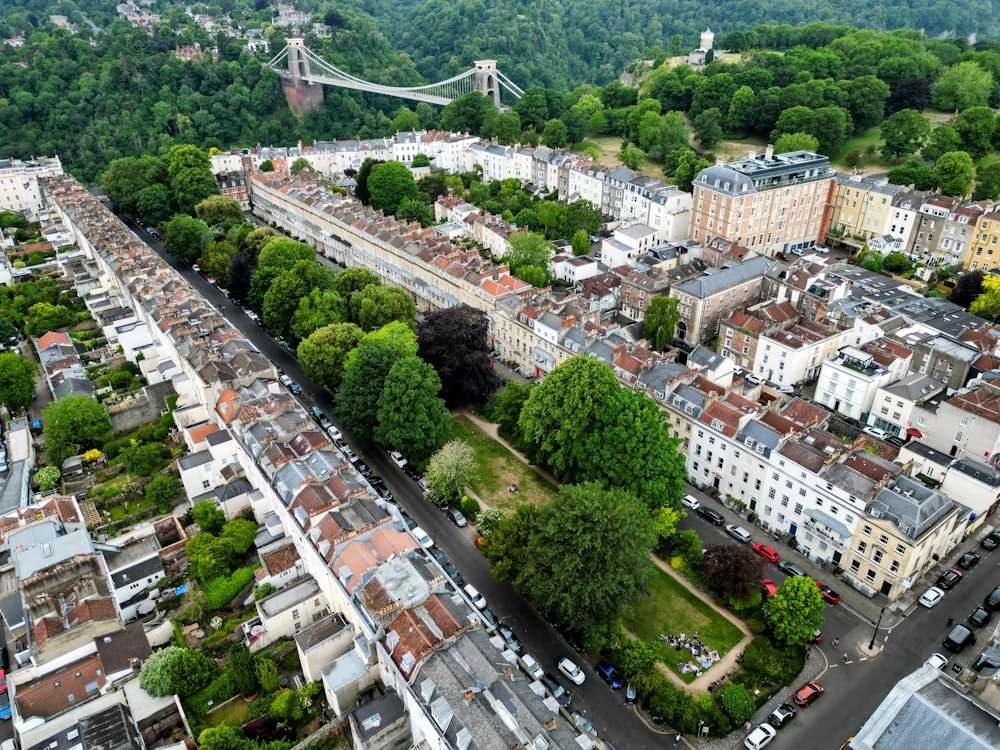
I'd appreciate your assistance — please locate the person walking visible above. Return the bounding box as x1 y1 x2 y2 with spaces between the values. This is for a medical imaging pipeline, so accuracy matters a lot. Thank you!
673 733 681 746
946 617 955 628
832 637 839 649
842 653 848 664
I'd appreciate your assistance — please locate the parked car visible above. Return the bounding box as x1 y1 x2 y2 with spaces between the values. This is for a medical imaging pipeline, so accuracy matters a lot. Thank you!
862 426 888 440
478 607 499 631
812 629 824 644
403 464 421 480
447 507 468 527
697 507 724 525
0 691 9 721
326 423 341 439
441 562 464 587
521 653 544 680
746 373 764 385
0 669 5 695
919 586 945 608
744 723 777 750
724 523 751 542
625 682 637 703
310 405 323 419
937 568 963 590
767 703 797 728
318 416 333 430
463 584 487 609
969 606 993 628
816 583 841 604
958 551 981 570
943 624 976 653
410 526 433 549
289 382 301 395
925 653 949 670
681 494 700 510
777 560 807 578
558 658 585 685
389 450 408 468
595 660 623 689
761 578 778 597
279 374 293 387
985 584 1000 612
775 251 792 261
752 543 780 563
540 673 572 707
981 531 1000 550
498 624 522 653
354 461 372 477
792 680 824 706
570 711 597 737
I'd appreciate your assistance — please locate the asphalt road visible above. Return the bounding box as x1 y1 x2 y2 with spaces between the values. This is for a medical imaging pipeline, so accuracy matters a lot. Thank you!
133 223 1000 748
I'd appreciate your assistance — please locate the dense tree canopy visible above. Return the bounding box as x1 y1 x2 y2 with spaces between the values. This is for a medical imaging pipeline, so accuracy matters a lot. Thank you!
375 355 453 464
297 322 365 390
0 351 36 411
417 305 500 406
42 396 113 465
766 575 826 645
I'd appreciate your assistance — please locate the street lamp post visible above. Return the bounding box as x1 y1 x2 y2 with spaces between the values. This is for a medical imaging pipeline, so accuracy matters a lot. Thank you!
868 606 885 651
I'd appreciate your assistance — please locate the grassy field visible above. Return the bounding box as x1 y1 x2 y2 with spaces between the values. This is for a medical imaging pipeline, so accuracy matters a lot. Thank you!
576 135 666 180
625 566 745 683
204 696 249 727
451 415 556 511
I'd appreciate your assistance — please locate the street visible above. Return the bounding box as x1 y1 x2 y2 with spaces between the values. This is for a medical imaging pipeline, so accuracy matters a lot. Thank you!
133 223 1000 748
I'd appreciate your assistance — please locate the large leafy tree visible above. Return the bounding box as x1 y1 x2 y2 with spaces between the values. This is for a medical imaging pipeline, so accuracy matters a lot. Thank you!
766 575 826 645
355 285 416 332
0 351 36 411
256 238 315 273
970 276 1000 320
516 482 654 633
953 106 996 159
974 162 1000 201
194 195 244 234
163 214 212 264
934 151 975 197
505 232 553 286
262 261 333 341
139 646 182 697
168 648 217 697
241 227 279 262
880 109 931 159
194 500 225 536
774 132 820 154
375 355 453 464
166 145 218 215
840 75 890 133
643 296 680 351
417 305 500 406
886 159 939 191
518 355 620 480
702 544 766 603
931 61 994 111
425 440 479 505
291 288 347 342
297 323 365 390
331 266 381 314
441 92 497 135
186 532 234 585
480 504 540 584
227 252 255 303
25 302 74 337
102 155 168 216
42 396 113 465
367 161 419 215
921 123 962 162
198 240 237 283
337 338 402 437
579 388 686 510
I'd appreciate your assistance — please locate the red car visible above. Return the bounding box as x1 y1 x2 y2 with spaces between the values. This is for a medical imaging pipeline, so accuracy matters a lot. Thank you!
752 543 780 563
0 668 6 694
402 464 422 480
474 536 485 548
761 578 777 597
937 568 963 590
816 582 841 604
793 680 824 706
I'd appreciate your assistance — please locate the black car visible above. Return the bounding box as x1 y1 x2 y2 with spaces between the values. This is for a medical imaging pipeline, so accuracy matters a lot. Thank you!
768 703 797 728
540 673 572 707
982 531 1000 550
354 461 372 477
441 562 464 586
958 551 981 570
696 507 724 525
778 560 807 578
969 606 993 628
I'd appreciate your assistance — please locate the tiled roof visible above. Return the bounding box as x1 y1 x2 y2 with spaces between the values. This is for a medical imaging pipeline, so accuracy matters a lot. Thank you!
261 542 300 576
16 652 106 719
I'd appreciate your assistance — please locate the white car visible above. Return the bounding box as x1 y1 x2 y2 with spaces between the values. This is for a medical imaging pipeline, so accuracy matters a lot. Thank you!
558 657 585 685
682 494 700 510
744 723 777 750
919 586 945 608
278 374 293 387
389 450 408 468
814 245 830 254
925 652 949 670
463 584 487 609
326 424 341 439
863 426 888 440
411 525 433 549
521 653 544 680
746 373 764 385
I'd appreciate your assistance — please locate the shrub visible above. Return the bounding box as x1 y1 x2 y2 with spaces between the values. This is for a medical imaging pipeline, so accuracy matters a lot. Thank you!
461 496 480 518
169 648 217 697
203 566 259 610
720 684 756 724
140 646 182 696
742 635 805 686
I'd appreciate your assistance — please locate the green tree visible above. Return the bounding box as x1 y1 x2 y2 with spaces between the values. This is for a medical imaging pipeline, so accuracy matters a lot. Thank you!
25 302 73 336
166 145 218 215
579 387 687 510
491 381 535 449
970 276 1000 320
619 142 644 169
269 688 304 725
518 355 621 480
766 575 826 645
541 118 568 147
0 351 36 410
163 214 212 264
367 161 419 215
194 195 244 234
921 124 963 162
193 499 226 534
840 75 891 133
356 285 416 332
375 356 453 465
337 338 401 437
197 726 245 750
953 106 996 159
571 230 591 257
643 296 680 351
198 240 237 284
102 155 167 216
242 227 279 261
256 658 280 693
506 232 553 285
186 532 233 584
169 648 217 697
693 108 723 147
139 646 182 697
774 132 820 154
725 86 756 137
934 151 975 196
390 106 421 133
974 161 1000 201
119 442 163 475
883 252 913 273
440 91 496 135
517 482 654 633
290 288 347 342
290 157 314 175
145 474 180 507
880 109 932 159
425 440 479 504
230 643 259 698
136 184 174 227
494 110 522 144
297 322 365 390
35 465 61 492
42 396 113 465
221 517 258 556
702 544 765 603
480 504 540 584
671 149 711 192
256 238 315 274
263 261 332 341
886 159 939 190
931 61 994 111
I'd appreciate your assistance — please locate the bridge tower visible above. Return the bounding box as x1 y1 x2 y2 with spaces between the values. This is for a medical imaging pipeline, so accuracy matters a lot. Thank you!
474 60 501 109
282 37 324 116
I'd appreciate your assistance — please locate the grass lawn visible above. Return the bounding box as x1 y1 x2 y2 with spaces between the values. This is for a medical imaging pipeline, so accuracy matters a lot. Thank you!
451 415 556 511
625 566 744 683
204 696 249 727
576 136 665 180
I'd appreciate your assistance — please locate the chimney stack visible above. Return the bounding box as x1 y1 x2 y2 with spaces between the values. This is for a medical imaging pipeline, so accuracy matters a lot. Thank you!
765 144 774 160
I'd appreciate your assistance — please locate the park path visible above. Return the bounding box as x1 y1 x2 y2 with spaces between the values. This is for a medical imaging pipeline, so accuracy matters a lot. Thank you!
450 407 559 486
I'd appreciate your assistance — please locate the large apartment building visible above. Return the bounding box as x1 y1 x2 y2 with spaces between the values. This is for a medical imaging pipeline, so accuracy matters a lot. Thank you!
688 148 836 256
0 156 64 220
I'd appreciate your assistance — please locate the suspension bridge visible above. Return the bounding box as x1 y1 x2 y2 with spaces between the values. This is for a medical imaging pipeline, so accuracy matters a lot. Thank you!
268 38 524 112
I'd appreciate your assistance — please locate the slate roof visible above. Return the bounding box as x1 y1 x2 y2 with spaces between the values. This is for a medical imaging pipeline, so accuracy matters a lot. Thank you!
94 622 152 675
674 256 773 298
